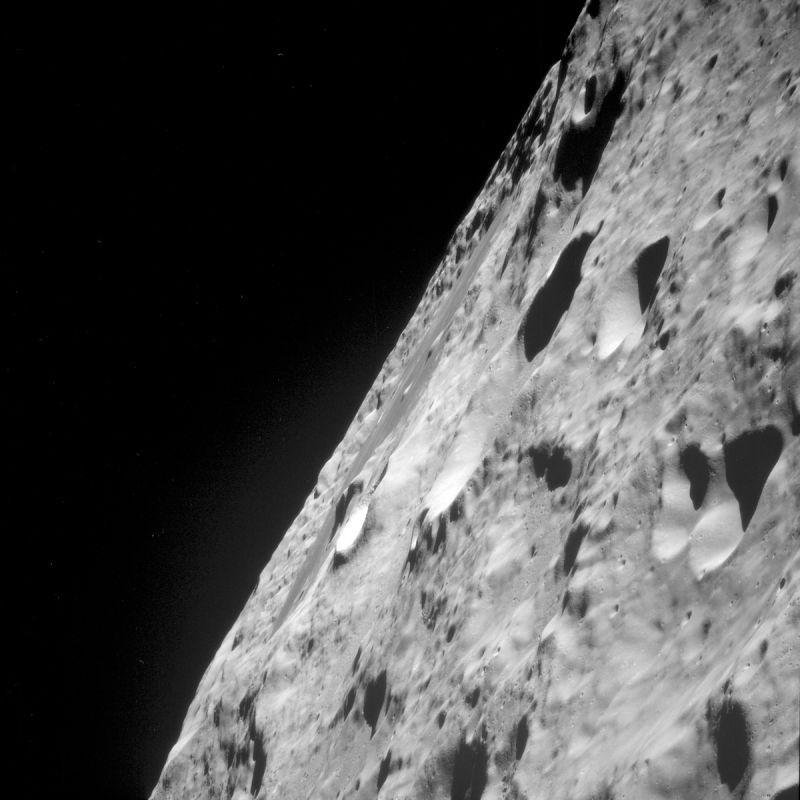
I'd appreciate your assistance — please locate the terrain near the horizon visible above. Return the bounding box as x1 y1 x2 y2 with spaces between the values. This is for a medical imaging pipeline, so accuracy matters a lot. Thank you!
151 0 800 797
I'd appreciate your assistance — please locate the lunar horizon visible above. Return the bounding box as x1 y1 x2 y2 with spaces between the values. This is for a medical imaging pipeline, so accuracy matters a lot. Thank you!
149 1 800 798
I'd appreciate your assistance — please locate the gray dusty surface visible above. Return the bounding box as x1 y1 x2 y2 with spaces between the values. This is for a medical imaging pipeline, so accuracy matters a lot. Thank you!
150 1 800 797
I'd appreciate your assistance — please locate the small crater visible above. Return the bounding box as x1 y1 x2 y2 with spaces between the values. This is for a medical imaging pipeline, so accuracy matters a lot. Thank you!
562 588 589 618
767 194 779 231
706 53 718 71
778 157 789 181
635 236 670 312
529 443 573 488
515 716 529 760
724 426 783 529
437 709 447 728
563 523 589 574
238 689 257 722
334 492 349 529
250 729 267 796
342 686 356 719
433 516 447 554
576 591 589 618
546 447 573 490
774 269 795 297
451 736 488 800
584 75 598 112
680 443 710 509
377 749 392 791
771 785 799 800
363 670 388 736
330 483 360 541
709 697 751 793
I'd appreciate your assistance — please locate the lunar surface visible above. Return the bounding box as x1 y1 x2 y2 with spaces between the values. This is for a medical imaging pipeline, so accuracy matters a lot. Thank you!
150 1 800 798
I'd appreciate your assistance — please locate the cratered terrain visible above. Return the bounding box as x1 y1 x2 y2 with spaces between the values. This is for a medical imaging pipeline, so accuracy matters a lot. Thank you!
151 0 800 798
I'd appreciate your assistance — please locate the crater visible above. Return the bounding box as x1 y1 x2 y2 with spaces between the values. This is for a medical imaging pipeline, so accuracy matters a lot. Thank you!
709 697 751 793
546 446 572 490
528 443 572 489
521 230 597 361
554 69 627 194
563 523 589 574
451 736 488 800
377 749 392 791
250 729 267 796
363 670 388 736
680 443 710 509
597 237 669 358
515 716 529 760
635 237 670 312
724 425 783 530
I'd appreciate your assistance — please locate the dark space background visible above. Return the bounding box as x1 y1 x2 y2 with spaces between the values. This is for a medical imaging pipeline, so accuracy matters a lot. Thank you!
6 6 584 797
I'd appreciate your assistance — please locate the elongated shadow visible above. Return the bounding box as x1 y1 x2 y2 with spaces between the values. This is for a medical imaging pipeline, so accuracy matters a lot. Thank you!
521 230 597 362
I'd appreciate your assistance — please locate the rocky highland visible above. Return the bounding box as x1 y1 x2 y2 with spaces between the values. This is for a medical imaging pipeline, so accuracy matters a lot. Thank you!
150 0 800 797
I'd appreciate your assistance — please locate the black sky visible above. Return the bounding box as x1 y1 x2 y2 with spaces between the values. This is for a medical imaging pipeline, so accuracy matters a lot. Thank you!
6 7 585 797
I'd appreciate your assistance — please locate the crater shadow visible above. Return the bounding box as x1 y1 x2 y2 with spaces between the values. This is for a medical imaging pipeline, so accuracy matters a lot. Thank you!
724 426 783 529
363 670 387 737
521 231 597 362
710 697 751 794
680 443 710 509
451 736 488 800
553 69 627 194
635 236 670 312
